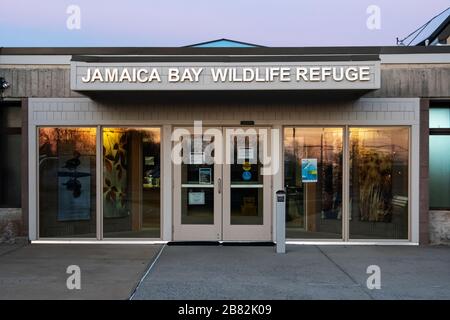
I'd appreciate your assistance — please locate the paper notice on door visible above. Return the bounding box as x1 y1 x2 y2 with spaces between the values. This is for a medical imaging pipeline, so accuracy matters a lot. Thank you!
188 192 205 205
189 152 204 164
237 147 254 160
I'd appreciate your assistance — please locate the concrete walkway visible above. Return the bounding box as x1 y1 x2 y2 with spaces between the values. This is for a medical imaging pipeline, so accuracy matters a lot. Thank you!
1 243 449 300
0 243 161 300
132 245 450 300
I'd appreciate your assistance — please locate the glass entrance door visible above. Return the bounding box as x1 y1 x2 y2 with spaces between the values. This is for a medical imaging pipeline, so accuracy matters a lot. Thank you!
222 128 272 241
173 128 222 241
173 127 271 241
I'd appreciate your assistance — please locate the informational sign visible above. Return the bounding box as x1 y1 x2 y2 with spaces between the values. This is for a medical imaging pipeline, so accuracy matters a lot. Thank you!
238 147 254 160
188 192 205 205
189 152 204 164
242 161 252 171
199 168 212 184
301 159 318 183
242 171 252 181
71 61 381 91
145 156 154 166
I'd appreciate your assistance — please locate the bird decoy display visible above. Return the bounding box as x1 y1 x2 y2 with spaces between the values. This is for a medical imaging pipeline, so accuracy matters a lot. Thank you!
62 151 81 171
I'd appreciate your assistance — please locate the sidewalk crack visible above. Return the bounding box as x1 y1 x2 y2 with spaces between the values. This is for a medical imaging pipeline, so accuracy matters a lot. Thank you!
315 246 375 300
129 244 166 300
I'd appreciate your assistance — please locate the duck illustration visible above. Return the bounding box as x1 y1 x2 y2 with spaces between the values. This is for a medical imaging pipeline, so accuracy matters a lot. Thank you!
63 178 82 198
63 151 81 171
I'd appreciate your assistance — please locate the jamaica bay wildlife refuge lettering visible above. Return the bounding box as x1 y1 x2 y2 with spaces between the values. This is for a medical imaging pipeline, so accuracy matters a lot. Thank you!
81 66 373 83
71 61 380 90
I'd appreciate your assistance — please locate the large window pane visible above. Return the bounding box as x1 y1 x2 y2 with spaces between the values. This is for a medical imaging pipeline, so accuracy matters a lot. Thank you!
349 127 409 239
284 127 343 239
39 128 96 238
103 128 161 238
429 135 450 208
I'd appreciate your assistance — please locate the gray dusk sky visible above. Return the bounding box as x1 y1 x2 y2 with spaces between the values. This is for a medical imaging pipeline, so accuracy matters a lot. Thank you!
0 0 449 47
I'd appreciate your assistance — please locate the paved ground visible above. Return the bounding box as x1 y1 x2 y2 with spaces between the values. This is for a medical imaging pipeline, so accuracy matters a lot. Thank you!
1 243 449 299
0 243 161 300
132 245 450 300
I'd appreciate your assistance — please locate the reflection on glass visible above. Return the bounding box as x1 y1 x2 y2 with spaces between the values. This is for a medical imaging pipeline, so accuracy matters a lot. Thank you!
429 135 450 208
181 134 215 224
349 127 409 239
103 128 161 238
230 134 263 225
230 188 263 225
39 128 96 238
182 187 214 224
284 128 343 239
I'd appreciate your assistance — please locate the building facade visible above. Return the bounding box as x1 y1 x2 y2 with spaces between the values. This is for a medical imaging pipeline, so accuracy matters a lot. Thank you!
0 44 449 244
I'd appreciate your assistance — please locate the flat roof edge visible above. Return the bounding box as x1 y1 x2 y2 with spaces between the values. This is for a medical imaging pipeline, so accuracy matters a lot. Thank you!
1 46 450 56
70 54 380 63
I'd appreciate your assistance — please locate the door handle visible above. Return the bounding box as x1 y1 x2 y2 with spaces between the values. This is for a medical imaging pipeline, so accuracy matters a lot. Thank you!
218 178 222 194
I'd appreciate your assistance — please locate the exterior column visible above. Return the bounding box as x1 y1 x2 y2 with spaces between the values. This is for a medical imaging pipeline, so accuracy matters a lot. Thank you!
162 124 173 241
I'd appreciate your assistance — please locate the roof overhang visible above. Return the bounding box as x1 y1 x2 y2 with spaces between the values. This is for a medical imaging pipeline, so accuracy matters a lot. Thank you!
2 45 450 55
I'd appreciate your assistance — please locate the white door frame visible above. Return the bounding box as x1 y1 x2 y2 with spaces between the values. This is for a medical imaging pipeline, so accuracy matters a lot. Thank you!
172 127 222 241
172 126 272 241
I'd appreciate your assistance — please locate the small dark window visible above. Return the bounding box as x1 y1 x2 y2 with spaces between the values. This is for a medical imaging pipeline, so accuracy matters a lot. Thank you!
0 102 22 208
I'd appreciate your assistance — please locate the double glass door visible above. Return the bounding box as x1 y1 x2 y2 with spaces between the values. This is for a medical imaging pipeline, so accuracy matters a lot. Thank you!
173 127 271 241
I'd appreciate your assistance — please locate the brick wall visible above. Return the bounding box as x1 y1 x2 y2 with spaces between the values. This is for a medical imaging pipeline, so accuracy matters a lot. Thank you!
0 208 24 243
429 211 450 245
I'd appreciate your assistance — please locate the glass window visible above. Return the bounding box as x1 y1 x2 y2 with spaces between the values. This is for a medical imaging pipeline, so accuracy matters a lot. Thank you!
349 127 409 240
39 128 96 238
429 107 450 209
430 108 450 128
103 128 161 238
284 127 343 239
430 136 450 208
0 104 21 208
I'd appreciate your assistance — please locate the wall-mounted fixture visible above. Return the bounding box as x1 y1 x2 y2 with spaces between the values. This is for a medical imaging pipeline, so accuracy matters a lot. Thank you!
0 77 11 101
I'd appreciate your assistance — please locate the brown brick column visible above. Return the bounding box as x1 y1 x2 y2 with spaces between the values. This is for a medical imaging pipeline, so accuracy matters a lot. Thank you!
21 98 29 238
419 99 429 245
